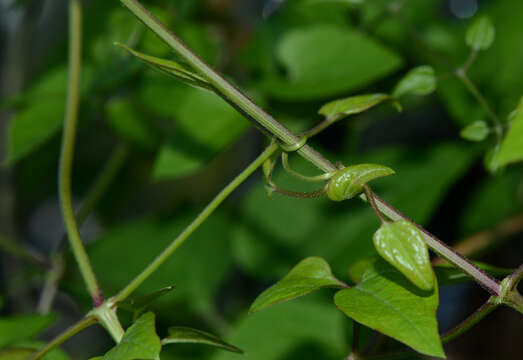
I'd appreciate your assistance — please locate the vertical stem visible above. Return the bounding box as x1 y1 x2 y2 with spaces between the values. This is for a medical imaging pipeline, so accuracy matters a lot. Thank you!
113 141 280 302
59 0 103 305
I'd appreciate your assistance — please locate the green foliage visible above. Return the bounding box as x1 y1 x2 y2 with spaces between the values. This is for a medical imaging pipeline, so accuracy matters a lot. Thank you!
0 343 69 360
117 286 175 318
494 96 523 167
460 121 490 142
0 313 56 348
393 66 437 98
435 262 512 286
335 261 444 358
249 257 345 313
466 16 495 51
326 164 395 201
319 94 401 122
373 220 435 291
102 312 161 360
163 327 242 353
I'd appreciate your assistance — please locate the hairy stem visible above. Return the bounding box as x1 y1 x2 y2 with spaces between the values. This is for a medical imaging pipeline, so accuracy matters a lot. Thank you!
120 0 502 296
113 141 280 302
29 316 97 360
59 0 102 305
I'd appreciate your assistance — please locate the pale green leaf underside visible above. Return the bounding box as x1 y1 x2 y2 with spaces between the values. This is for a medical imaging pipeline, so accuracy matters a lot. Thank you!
393 66 436 98
466 16 495 51
103 312 161 360
250 257 344 313
495 96 523 167
163 326 242 353
319 93 401 122
334 261 444 358
460 121 489 142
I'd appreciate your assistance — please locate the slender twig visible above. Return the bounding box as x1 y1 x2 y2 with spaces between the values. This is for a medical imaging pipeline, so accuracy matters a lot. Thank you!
29 315 98 360
59 0 103 305
441 298 498 342
508 264 523 291
363 185 386 223
281 152 333 182
113 141 280 302
37 254 65 314
461 50 478 73
119 0 502 297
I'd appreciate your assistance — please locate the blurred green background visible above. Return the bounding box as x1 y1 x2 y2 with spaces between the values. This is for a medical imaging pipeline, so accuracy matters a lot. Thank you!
0 0 522 359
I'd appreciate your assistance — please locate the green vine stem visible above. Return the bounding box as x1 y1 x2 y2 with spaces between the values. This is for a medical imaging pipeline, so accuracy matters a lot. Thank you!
29 315 98 360
119 0 502 297
112 141 280 303
59 0 103 305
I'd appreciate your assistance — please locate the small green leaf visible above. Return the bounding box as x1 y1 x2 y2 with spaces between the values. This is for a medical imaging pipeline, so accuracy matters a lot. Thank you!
327 164 395 201
373 220 435 291
319 93 401 122
249 257 345 313
117 286 175 315
460 121 490 141
0 313 56 348
334 261 444 358
103 312 161 360
393 66 437 98
466 16 495 51
115 42 211 89
494 96 523 167
435 262 512 286
163 327 243 353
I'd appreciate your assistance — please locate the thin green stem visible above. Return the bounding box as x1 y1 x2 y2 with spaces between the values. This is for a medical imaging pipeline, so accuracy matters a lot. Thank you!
363 185 386 224
59 0 102 305
120 0 502 297
29 316 98 360
508 264 523 290
441 298 498 342
281 152 333 182
113 141 280 303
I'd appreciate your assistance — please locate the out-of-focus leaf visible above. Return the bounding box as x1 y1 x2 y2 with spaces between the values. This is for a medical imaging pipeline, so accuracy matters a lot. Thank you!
163 327 242 353
117 286 175 315
373 220 435 291
466 16 495 51
6 65 93 164
249 257 345 313
334 261 444 358
0 313 56 348
393 66 436 98
212 301 348 360
105 98 157 148
0 347 68 360
494 96 523 167
435 262 512 286
152 88 249 181
319 94 401 122
262 25 402 100
460 121 490 142
103 312 161 360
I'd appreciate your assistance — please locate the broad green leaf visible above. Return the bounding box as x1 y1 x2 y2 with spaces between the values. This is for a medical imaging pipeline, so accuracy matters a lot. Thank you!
6 65 93 164
435 262 512 287
163 327 242 353
494 96 523 167
249 257 345 313
319 93 401 122
116 43 211 90
0 313 55 348
212 301 348 360
460 121 490 142
105 98 157 148
393 66 436 98
103 312 161 360
152 87 249 181
334 261 444 358
327 164 395 201
117 286 175 315
466 16 495 51
262 25 402 100
373 220 435 291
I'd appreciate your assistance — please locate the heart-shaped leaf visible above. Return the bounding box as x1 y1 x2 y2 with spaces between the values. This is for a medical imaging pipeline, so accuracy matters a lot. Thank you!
249 257 345 313
162 327 242 353
103 312 161 360
494 96 523 167
466 16 495 51
327 164 395 202
393 66 436 98
460 121 490 142
373 220 435 291
319 93 401 122
115 42 211 90
334 260 444 358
